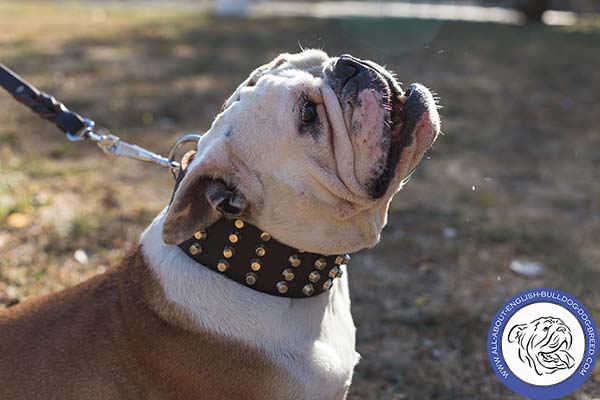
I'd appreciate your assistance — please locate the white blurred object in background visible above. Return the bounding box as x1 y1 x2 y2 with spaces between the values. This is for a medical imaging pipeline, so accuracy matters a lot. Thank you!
216 0 249 16
509 259 546 278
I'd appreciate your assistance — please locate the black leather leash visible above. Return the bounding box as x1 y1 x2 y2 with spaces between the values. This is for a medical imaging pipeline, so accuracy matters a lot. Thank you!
0 63 87 138
0 62 198 174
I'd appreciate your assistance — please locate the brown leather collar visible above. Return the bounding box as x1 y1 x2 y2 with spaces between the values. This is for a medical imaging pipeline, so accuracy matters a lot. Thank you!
173 150 350 298
178 218 350 298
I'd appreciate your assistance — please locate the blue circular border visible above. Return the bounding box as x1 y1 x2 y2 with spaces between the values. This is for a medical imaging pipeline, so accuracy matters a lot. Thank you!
487 288 599 400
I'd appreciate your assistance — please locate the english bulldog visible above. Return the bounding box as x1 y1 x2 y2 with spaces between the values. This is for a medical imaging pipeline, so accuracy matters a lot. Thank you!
508 317 576 376
0 50 440 399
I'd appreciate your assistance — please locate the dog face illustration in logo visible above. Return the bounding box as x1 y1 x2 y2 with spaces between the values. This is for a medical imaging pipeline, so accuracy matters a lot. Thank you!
508 317 576 376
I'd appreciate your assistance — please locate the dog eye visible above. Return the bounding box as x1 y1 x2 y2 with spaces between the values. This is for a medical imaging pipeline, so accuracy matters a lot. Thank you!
301 101 318 125
543 327 549 331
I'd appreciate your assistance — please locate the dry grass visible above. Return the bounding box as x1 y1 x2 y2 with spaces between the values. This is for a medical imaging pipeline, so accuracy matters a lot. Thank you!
1 2 599 399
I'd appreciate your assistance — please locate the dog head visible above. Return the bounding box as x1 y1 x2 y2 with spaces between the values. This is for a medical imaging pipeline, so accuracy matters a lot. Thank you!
162 50 440 254
508 317 575 376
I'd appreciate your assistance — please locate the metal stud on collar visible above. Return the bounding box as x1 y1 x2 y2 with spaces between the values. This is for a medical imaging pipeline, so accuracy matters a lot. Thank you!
245 272 258 285
223 246 235 258
303 284 315 296
282 268 295 281
250 259 263 271
276 281 289 294
289 255 301 267
189 243 202 255
329 267 340 278
308 270 321 283
228 231 241 243
260 232 271 241
335 255 350 265
314 258 327 270
217 260 230 272
255 245 266 257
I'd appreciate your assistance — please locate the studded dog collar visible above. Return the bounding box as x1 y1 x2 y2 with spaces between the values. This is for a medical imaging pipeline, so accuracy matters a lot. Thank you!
179 218 350 298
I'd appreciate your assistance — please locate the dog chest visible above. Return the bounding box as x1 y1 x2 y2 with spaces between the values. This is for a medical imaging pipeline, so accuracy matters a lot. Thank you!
268 282 360 400
279 335 359 400
141 215 360 399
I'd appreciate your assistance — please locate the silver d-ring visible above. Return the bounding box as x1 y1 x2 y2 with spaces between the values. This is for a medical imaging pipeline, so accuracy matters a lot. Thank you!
66 118 95 142
168 133 202 178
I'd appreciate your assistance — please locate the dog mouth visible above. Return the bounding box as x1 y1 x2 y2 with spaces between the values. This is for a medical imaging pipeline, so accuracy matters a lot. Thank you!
327 55 438 199
364 63 436 198
535 335 575 371
370 69 410 198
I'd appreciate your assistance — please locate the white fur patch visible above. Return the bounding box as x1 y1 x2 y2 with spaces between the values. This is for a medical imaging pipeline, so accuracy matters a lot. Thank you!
141 209 360 399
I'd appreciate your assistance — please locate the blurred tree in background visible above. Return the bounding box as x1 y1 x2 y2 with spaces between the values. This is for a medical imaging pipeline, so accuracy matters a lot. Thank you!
516 0 550 23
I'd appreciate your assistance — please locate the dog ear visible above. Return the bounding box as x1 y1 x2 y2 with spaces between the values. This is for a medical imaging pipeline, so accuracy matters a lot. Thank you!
508 324 527 344
161 149 248 245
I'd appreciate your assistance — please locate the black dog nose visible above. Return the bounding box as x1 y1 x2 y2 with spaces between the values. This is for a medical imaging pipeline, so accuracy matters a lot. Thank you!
334 55 366 82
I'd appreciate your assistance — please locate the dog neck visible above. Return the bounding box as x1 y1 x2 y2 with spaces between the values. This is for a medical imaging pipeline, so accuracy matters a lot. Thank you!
140 208 355 350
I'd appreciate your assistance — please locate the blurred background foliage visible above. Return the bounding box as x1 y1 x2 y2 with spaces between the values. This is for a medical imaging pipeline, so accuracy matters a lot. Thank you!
0 1 599 399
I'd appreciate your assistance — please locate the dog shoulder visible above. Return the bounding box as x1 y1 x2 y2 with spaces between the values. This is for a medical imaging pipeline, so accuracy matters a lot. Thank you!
0 250 139 399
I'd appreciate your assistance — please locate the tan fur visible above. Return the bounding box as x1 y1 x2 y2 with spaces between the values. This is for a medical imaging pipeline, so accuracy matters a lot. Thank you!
0 248 292 400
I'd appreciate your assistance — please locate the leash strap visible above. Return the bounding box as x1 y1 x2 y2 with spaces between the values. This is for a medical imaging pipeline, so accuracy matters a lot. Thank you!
0 63 86 137
0 62 202 176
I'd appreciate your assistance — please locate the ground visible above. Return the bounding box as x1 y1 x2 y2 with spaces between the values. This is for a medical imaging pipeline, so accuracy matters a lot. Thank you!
1 2 599 399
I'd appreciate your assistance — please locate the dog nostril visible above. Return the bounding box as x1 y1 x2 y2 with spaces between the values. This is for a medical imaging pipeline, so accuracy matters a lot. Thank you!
336 61 357 82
